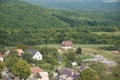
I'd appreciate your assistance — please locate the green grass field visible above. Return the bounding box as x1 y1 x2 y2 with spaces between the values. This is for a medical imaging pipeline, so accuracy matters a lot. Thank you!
36 44 119 60
91 31 120 36
36 44 112 48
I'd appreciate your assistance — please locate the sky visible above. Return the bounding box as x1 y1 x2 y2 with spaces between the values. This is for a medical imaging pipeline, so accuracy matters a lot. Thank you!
103 0 120 2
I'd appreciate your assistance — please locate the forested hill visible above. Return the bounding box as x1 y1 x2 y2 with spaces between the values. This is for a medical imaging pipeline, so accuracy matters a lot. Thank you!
24 0 120 11
0 0 68 28
0 0 120 46
0 0 120 28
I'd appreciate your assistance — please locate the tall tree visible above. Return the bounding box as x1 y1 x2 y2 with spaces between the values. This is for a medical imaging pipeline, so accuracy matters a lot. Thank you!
76 47 82 54
112 55 120 80
90 62 106 80
0 62 5 71
11 59 30 80
115 41 120 52
4 54 19 70
78 68 99 80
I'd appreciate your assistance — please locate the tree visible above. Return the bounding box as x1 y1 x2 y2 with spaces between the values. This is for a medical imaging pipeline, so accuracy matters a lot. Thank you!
90 62 106 80
46 54 58 65
0 62 5 79
115 41 120 52
112 55 120 80
76 47 82 54
65 51 76 61
11 59 30 79
75 55 82 65
0 62 5 71
78 68 99 80
22 52 33 63
4 54 19 70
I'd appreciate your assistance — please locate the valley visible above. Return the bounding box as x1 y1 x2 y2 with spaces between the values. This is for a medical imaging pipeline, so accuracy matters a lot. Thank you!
0 0 120 80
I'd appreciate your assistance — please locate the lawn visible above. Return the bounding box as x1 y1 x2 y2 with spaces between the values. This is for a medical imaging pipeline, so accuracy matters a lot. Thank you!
91 31 120 36
36 44 111 49
35 44 118 60
83 48 119 60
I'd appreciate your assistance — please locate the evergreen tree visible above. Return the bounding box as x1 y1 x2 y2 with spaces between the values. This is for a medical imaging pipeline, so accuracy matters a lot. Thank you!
76 47 82 54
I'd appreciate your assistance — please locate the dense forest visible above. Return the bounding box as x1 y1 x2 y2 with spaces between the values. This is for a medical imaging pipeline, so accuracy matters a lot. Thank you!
0 0 120 46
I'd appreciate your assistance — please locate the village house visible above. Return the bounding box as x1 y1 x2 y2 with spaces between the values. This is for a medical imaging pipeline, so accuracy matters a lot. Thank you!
26 49 42 60
0 53 3 62
61 40 74 51
28 66 49 80
15 49 24 57
4 50 10 55
57 68 79 80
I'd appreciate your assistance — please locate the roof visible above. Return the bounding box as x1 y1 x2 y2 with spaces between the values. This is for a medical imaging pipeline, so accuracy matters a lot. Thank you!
26 49 38 55
15 49 24 56
0 53 3 57
61 41 73 47
58 68 79 80
39 72 49 77
30 67 43 75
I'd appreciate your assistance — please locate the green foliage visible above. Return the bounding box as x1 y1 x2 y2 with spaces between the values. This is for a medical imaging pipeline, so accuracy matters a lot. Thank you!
0 62 5 71
78 68 99 80
26 47 59 71
4 54 19 70
64 51 76 62
115 41 120 52
76 47 82 54
112 55 120 80
22 52 34 63
11 59 30 79
46 54 58 65
0 0 120 46
0 27 120 46
75 55 82 65
90 62 106 80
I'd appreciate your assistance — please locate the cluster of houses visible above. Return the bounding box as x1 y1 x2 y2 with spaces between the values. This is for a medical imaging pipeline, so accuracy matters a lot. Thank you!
0 48 47 80
0 40 74 80
0 40 118 80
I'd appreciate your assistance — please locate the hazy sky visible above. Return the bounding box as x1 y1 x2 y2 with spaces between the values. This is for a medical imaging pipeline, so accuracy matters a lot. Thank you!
104 0 120 2
24 0 120 2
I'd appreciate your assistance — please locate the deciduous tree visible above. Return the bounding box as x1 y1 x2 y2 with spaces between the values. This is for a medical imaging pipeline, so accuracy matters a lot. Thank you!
11 59 30 79
78 68 99 80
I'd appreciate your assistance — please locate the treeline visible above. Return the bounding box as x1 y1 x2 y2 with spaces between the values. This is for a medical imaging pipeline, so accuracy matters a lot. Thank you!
0 27 120 46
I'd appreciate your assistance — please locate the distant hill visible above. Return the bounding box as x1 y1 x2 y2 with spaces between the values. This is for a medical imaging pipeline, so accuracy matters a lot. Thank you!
0 0 69 28
0 0 120 28
0 0 120 46
24 0 120 11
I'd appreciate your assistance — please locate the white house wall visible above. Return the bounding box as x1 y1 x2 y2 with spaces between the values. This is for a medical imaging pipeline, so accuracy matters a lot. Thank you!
32 51 42 60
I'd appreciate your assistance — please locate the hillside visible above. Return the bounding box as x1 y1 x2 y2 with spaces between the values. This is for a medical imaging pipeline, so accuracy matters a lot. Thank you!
0 0 120 28
0 0 68 28
24 0 120 11
0 0 120 46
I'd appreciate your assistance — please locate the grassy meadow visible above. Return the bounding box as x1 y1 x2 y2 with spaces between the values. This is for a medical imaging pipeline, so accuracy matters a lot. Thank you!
91 31 120 36
35 44 119 60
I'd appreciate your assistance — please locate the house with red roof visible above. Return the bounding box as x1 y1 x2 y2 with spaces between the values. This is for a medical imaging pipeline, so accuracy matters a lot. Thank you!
61 40 74 51
29 66 49 80
15 49 24 57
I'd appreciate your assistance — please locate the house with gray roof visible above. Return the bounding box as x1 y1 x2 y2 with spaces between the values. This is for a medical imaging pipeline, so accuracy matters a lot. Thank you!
26 49 42 60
